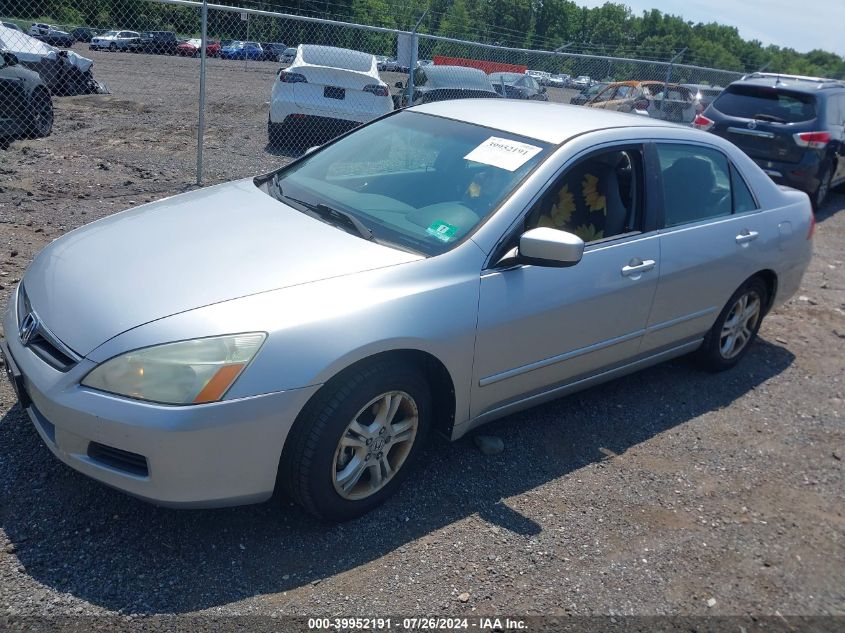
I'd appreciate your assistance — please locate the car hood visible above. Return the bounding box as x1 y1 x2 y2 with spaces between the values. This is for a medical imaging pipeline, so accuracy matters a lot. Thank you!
23 179 422 356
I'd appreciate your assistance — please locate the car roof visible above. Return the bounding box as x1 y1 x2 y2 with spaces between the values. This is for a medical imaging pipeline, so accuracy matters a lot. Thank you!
732 76 845 94
411 99 681 144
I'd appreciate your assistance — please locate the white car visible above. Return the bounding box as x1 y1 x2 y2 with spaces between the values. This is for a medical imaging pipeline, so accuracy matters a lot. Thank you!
268 44 393 147
89 30 139 51
28 23 51 36
526 69 552 86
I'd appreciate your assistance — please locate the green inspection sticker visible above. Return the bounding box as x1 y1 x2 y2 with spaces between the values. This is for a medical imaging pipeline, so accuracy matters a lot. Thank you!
425 220 459 242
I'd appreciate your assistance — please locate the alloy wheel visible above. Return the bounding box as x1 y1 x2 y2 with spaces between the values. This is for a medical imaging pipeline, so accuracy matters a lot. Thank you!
719 290 762 359
332 390 419 501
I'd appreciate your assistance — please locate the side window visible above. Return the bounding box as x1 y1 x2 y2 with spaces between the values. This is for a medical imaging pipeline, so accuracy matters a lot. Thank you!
615 85 633 99
826 96 841 126
657 144 732 227
591 86 615 103
525 148 644 243
731 164 758 213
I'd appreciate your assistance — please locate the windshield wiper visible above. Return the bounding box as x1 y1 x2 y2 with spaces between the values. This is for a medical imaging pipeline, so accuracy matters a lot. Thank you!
281 192 374 242
752 113 786 123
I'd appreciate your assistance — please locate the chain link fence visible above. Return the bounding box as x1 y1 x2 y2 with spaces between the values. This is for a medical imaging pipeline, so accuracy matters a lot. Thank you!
1 0 750 184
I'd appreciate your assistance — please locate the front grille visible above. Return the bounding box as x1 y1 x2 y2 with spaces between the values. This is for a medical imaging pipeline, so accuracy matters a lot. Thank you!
16 285 80 372
87 442 149 477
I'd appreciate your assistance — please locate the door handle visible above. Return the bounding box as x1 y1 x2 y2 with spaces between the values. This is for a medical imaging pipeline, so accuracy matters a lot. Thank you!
621 259 656 277
736 230 759 245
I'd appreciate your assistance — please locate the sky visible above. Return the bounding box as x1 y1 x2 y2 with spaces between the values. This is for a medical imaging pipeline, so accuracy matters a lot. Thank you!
575 0 845 56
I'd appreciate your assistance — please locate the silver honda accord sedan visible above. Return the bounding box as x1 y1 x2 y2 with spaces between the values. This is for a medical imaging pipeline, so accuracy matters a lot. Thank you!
2 100 813 520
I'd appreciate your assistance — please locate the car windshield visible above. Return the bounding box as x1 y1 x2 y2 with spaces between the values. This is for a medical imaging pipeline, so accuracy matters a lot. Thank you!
103 31 119 36
490 73 523 84
415 67 493 91
263 111 551 256
714 85 817 123
301 45 372 71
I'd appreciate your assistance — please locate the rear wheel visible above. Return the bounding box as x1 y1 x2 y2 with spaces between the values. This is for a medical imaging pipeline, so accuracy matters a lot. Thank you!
279 359 431 521
108 42 116 52
697 278 767 371
28 89 53 138
812 165 832 211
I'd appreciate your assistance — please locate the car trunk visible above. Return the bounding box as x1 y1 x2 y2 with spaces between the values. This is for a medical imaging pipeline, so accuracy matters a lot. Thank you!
709 85 817 164
294 66 383 117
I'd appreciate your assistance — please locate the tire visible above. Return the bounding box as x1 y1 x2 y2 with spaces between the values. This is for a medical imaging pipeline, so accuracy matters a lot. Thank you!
109 42 116 52
812 165 832 211
697 277 768 371
280 359 431 521
28 89 53 138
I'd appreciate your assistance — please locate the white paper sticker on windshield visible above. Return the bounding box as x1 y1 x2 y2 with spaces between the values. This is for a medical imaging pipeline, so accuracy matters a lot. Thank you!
463 136 543 172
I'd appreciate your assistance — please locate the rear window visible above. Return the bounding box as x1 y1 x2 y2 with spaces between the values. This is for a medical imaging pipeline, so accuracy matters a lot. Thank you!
714 85 817 123
300 45 373 72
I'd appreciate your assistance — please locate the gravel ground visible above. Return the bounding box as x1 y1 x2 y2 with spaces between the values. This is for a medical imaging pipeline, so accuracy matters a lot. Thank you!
0 48 843 626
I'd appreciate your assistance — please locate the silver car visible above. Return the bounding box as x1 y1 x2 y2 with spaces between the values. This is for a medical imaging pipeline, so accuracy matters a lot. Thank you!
1 101 813 521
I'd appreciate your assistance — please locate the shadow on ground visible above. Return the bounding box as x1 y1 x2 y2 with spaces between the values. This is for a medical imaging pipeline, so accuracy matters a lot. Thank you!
0 339 794 613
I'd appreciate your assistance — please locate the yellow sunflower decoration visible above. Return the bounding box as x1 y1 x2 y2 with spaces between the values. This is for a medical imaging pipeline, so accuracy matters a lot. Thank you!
582 173 606 214
574 223 604 242
550 184 576 227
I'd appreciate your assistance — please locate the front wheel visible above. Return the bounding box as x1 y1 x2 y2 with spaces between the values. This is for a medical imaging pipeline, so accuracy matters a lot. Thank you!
280 360 431 521
697 278 767 371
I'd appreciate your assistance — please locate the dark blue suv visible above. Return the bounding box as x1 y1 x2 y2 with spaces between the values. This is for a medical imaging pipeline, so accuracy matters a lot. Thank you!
695 73 845 209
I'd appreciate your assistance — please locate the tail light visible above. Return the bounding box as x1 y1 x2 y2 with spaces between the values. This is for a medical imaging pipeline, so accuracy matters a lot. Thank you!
692 114 715 131
633 98 650 110
793 131 830 149
363 84 388 97
278 71 307 84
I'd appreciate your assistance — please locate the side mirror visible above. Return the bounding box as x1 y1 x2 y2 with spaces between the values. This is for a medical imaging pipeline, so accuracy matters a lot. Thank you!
394 81 404 89
2 52 19 67
518 227 584 268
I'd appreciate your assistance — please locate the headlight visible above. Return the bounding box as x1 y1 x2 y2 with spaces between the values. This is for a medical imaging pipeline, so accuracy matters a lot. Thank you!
81 333 266 405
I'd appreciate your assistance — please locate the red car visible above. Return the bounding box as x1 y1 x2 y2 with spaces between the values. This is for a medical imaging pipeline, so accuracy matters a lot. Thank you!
176 38 220 57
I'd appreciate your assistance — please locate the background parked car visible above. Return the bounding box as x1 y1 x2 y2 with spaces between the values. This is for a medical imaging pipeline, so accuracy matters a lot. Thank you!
176 38 221 57
220 41 263 60
0 50 53 139
269 44 392 147
548 73 570 88
261 42 287 62
586 81 696 123
686 84 724 113
31 26 74 48
131 31 178 55
570 81 607 105
90 30 140 51
490 71 548 101
70 27 99 43
280 46 297 64
572 75 593 89
397 65 500 107
695 72 845 209
526 69 552 86
28 23 50 37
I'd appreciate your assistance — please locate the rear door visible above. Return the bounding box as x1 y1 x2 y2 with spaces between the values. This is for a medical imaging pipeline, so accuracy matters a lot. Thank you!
642 141 766 353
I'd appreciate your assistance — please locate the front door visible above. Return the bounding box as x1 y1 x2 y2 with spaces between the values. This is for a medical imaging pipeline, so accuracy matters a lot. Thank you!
471 144 660 418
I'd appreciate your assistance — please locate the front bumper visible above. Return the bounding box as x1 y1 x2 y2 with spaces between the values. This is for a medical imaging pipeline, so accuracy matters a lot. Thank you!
2 290 321 508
